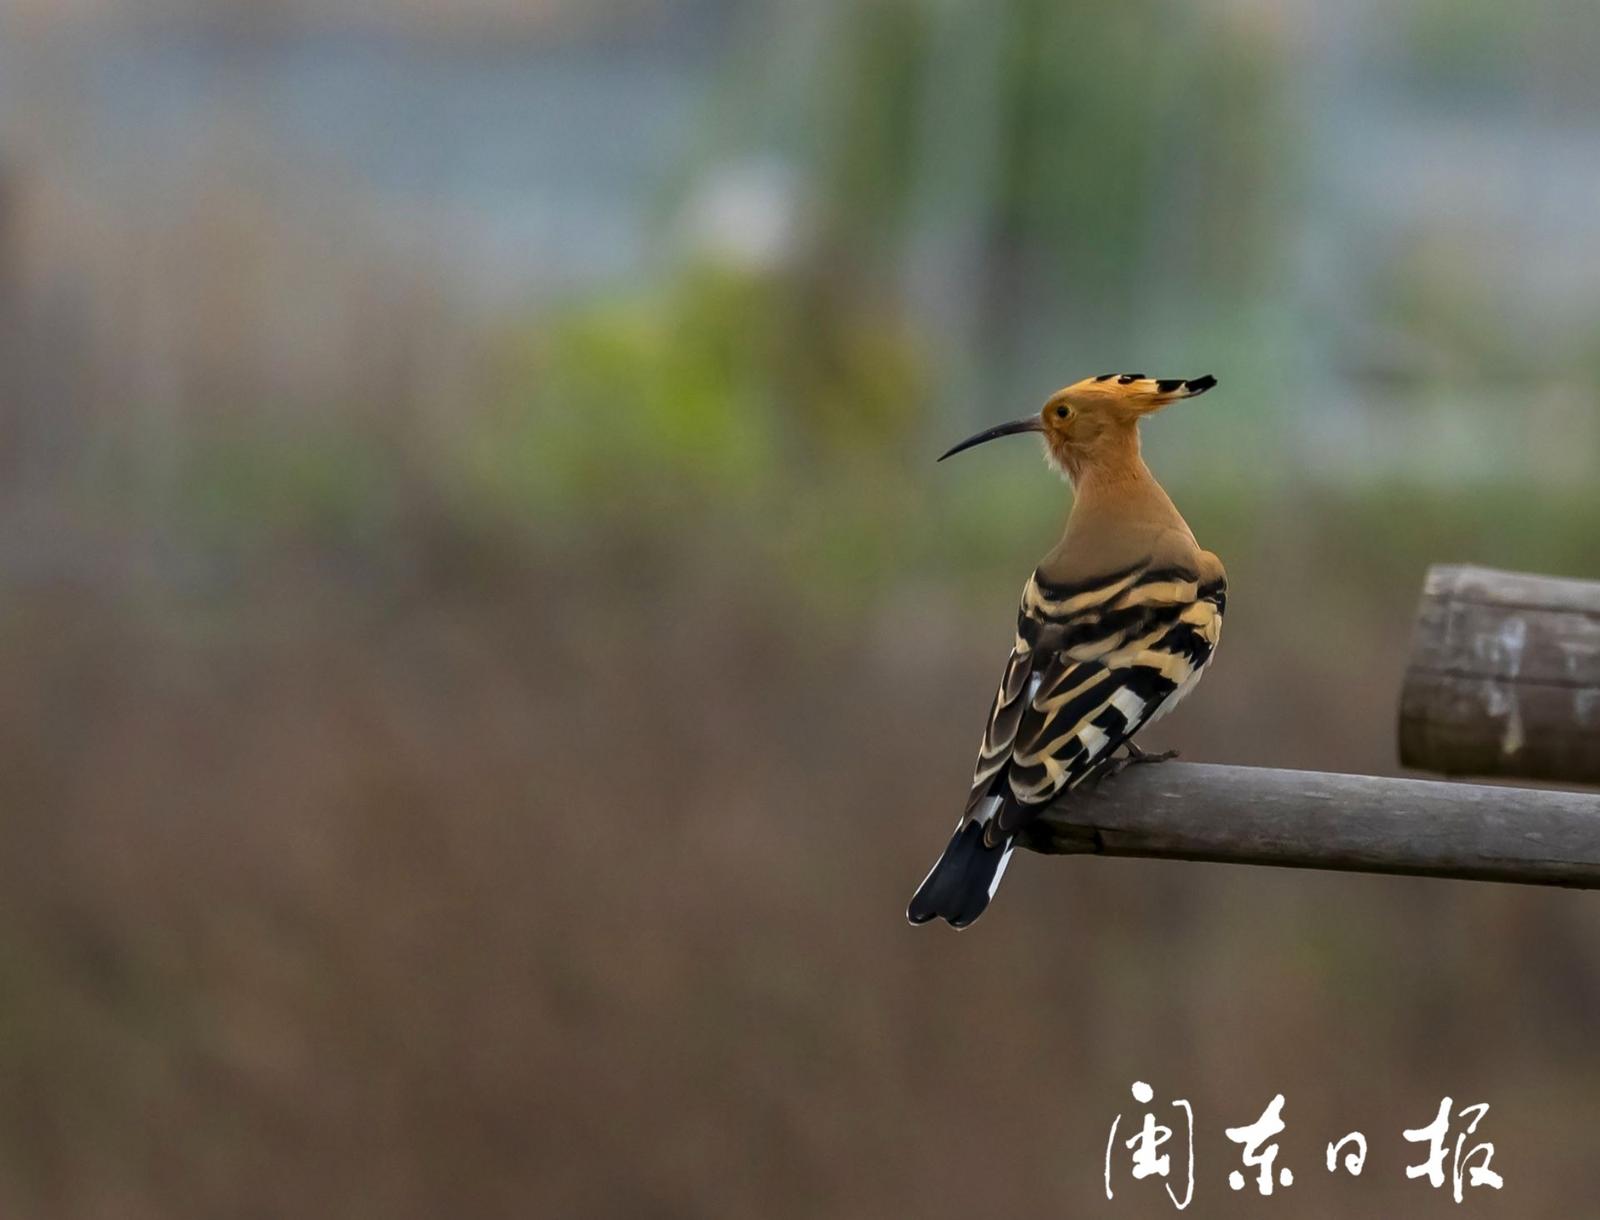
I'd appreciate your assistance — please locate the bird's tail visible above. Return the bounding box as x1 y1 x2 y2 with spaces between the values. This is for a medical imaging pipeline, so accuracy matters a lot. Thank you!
906 816 1014 929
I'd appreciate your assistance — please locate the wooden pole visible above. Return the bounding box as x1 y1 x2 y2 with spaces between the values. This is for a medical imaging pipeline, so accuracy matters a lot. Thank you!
1398 564 1600 785
1029 762 1600 889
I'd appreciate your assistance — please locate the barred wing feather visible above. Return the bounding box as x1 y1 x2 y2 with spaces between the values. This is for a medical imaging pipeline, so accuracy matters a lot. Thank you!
966 560 1225 846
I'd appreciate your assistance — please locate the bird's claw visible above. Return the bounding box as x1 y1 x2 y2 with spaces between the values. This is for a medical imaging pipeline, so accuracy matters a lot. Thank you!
1125 742 1179 765
1092 743 1179 785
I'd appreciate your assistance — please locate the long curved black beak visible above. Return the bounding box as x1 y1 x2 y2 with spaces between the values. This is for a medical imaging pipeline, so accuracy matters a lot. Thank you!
937 417 1044 462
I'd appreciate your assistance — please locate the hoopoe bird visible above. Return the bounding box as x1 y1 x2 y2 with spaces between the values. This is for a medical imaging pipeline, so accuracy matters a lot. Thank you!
907 372 1226 928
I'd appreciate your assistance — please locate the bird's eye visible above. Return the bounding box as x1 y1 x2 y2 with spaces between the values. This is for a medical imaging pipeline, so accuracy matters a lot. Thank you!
1055 406 1069 419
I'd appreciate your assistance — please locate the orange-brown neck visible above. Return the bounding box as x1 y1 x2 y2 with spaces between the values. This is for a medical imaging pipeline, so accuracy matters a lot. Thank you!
1049 418 1149 490
1043 421 1197 580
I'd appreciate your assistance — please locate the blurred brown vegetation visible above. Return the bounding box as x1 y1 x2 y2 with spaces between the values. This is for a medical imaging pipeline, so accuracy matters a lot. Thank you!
2 520 1597 1219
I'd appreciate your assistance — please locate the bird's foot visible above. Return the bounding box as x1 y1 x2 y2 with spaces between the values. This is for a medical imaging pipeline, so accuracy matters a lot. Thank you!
1124 742 1179 766
1092 743 1179 785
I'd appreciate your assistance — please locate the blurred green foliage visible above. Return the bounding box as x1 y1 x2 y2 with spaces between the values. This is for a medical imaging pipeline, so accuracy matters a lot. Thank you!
996 1 1285 300
180 426 402 548
86 0 1596 605
1403 0 1532 92
466 262 927 518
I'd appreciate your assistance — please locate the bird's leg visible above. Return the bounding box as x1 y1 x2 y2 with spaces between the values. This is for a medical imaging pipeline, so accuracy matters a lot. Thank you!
1123 741 1179 765
1091 741 1180 785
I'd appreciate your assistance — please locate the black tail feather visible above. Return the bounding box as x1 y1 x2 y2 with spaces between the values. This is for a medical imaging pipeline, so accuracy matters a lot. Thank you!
906 821 1012 929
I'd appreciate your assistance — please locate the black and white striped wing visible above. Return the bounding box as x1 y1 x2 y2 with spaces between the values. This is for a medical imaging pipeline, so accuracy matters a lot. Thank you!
966 562 1225 846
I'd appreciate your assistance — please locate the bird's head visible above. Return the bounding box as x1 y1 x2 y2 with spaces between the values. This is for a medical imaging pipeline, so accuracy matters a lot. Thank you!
938 372 1216 481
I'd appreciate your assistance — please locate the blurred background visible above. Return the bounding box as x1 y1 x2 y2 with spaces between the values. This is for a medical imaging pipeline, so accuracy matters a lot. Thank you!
0 0 1597 1215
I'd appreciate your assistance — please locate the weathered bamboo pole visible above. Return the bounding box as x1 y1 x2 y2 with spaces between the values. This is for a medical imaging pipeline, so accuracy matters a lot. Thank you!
1029 762 1600 888
1399 564 1600 785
